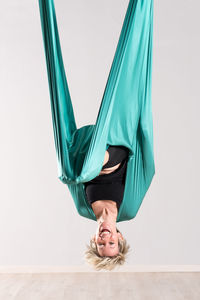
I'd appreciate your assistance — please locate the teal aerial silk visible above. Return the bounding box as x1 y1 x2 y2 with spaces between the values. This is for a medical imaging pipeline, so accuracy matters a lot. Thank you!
38 0 155 222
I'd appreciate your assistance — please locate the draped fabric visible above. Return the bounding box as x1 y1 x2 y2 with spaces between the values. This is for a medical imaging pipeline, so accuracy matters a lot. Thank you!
38 0 155 222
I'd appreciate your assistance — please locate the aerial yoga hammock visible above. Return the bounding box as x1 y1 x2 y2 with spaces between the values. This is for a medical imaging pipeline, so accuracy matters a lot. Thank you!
38 0 155 222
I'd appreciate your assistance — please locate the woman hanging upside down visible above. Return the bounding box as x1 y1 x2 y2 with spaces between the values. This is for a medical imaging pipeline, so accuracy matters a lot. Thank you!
84 145 131 270
38 0 155 272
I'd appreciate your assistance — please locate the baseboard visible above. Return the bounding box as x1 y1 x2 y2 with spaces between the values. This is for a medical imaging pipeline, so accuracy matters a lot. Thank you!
0 265 200 273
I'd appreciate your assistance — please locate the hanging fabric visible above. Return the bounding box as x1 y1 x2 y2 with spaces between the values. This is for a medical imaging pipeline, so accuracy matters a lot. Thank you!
38 0 155 222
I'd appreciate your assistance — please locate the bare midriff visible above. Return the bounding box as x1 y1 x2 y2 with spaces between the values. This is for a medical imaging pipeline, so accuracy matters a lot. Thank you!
99 150 121 176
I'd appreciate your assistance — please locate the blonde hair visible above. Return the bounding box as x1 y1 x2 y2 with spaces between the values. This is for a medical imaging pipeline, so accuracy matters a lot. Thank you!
84 229 130 271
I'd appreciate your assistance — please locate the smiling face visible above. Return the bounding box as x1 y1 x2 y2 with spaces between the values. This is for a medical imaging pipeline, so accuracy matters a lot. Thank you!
93 222 123 257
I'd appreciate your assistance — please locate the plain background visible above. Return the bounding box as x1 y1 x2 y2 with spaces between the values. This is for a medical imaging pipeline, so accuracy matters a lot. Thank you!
0 0 199 268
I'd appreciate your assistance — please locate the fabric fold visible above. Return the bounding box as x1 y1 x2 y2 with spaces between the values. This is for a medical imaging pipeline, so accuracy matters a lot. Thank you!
38 0 155 222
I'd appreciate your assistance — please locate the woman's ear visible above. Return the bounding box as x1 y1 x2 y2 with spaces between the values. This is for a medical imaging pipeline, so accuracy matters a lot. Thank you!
117 232 124 241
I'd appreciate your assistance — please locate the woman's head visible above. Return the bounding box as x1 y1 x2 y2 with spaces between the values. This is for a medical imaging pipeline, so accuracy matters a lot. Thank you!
93 222 124 257
85 228 130 271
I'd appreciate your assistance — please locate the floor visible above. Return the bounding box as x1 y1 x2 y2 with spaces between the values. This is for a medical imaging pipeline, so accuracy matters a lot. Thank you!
0 272 199 300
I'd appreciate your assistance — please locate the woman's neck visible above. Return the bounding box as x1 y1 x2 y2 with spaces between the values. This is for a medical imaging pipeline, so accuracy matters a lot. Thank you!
91 200 118 223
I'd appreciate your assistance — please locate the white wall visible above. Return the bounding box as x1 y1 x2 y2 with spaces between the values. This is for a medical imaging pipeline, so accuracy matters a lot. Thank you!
0 0 199 267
